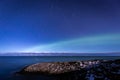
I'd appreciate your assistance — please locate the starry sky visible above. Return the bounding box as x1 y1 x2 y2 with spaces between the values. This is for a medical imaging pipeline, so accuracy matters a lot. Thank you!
0 0 120 53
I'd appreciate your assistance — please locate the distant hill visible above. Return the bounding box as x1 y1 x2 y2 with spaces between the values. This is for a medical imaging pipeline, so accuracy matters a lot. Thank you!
0 52 120 56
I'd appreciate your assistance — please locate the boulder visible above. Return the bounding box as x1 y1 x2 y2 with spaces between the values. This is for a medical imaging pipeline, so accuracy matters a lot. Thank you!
18 60 102 75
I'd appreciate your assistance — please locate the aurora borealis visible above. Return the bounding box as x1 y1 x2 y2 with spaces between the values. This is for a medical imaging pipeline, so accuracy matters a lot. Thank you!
0 0 120 54
24 34 120 53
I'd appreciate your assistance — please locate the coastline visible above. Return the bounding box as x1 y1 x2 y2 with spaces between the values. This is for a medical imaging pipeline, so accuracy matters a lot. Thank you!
18 59 120 80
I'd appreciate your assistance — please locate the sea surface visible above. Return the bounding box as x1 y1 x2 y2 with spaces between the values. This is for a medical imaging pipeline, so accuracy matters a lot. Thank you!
0 56 120 80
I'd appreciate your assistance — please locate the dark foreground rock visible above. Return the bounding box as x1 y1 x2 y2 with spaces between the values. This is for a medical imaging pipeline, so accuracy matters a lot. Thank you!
18 59 120 80
18 60 102 74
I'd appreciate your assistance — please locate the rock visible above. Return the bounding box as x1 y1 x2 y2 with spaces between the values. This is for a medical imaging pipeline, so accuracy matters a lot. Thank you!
19 62 80 75
18 60 103 75
18 59 120 80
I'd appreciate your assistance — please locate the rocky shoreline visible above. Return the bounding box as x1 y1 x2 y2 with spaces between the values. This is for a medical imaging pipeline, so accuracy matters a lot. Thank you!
18 59 120 80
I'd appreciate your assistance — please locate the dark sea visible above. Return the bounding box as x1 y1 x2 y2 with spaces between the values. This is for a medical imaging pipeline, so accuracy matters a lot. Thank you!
0 56 120 80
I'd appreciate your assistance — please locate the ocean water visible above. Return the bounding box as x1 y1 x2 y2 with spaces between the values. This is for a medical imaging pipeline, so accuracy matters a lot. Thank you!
0 56 120 80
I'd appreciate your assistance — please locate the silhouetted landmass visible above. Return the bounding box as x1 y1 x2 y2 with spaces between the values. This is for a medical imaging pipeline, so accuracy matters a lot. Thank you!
18 59 120 80
0 52 120 56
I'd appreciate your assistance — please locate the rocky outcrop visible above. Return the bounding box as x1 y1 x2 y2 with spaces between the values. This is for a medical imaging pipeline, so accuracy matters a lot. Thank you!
18 60 102 75
18 59 120 80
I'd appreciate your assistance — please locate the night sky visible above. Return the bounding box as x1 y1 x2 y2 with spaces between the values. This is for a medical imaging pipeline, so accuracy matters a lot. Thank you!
0 0 120 53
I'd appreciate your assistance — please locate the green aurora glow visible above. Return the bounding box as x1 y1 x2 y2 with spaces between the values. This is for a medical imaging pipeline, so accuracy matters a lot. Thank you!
24 34 120 53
